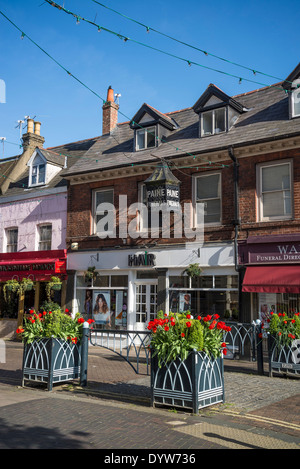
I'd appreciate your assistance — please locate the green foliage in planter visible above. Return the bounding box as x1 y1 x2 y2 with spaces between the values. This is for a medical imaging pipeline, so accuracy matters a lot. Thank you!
16 308 94 345
268 312 300 348
148 311 230 367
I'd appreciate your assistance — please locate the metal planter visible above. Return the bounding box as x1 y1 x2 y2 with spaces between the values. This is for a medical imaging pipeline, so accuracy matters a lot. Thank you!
268 335 300 377
151 350 225 413
22 338 81 391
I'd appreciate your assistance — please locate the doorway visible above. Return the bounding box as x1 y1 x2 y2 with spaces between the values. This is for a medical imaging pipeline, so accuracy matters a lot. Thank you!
135 282 157 329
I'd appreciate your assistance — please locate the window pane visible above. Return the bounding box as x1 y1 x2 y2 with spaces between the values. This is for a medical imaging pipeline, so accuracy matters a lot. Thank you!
146 127 156 148
263 191 291 217
111 275 128 287
215 108 225 133
7 229 18 252
202 111 213 135
204 199 221 223
96 190 113 209
262 164 290 192
136 129 145 150
38 164 45 183
197 174 220 199
293 90 300 116
169 276 189 288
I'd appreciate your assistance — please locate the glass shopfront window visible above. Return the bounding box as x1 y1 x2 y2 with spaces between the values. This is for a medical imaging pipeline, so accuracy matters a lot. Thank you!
169 275 238 318
76 274 128 330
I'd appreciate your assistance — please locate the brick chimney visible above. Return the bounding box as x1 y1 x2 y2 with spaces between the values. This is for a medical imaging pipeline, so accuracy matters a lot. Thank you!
22 118 44 151
102 86 119 135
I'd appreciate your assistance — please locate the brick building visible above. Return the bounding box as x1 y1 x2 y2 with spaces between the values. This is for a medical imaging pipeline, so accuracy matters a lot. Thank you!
61 63 300 329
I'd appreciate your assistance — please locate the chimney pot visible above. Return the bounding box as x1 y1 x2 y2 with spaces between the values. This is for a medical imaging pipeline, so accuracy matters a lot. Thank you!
106 86 114 103
27 118 34 134
34 121 41 136
102 86 119 135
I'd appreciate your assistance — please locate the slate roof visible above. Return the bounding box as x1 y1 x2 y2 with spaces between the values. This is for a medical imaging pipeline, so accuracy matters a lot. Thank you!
61 80 300 178
0 137 98 198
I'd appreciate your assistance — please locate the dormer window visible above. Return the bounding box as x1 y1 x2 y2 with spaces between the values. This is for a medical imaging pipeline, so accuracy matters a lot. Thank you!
130 103 177 152
136 126 156 150
193 84 244 138
31 163 46 185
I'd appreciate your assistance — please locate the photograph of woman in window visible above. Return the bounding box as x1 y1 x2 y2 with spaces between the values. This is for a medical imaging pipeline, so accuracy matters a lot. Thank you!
93 292 111 326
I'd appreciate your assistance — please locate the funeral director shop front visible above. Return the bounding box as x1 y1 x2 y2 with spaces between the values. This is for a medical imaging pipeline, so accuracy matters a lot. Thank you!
239 234 300 322
68 242 238 331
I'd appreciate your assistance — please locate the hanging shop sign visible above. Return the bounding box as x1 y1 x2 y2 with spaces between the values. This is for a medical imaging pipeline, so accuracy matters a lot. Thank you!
144 164 181 210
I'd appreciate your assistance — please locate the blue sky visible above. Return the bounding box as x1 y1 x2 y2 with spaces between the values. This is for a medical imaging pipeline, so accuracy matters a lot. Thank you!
0 0 299 158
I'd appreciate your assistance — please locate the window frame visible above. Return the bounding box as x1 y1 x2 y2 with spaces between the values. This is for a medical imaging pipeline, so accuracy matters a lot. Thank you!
200 107 227 137
291 80 300 118
256 160 293 222
38 223 52 251
135 126 157 151
30 162 46 186
5 227 18 253
92 188 115 237
193 172 222 226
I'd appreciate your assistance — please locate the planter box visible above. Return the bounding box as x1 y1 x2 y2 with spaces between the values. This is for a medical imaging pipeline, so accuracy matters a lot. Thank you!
151 350 224 413
22 338 81 391
268 335 300 377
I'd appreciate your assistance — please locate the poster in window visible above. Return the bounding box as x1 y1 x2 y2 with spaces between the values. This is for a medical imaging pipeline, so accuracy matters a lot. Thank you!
259 292 276 328
179 293 191 312
84 290 93 318
93 291 111 326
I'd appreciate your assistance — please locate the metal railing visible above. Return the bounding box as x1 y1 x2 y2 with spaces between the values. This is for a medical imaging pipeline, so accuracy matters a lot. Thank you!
89 321 257 375
90 329 151 374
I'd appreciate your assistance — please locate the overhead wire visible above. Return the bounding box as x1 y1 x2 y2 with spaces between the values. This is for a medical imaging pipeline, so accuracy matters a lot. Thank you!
90 0 291 86
0 7 229 171
44 1 288 93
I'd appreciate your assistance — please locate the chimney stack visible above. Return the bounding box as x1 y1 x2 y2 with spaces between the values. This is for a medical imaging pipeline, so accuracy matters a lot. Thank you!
102 86 119 135
22 118 44 150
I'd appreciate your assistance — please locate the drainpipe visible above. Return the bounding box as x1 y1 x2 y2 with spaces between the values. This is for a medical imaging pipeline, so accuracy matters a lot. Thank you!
228 146 240 272
229 146 245 323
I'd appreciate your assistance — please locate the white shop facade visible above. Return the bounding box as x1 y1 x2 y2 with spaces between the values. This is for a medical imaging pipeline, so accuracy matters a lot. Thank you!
67 242 238 330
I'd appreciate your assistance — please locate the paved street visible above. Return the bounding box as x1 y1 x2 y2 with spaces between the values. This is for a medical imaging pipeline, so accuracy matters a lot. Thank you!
0 340 299 451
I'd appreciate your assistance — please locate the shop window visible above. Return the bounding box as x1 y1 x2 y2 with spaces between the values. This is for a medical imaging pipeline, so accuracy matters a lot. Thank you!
38 224 52 250
169 274 238 318
257 161 292 221
195 173 221 225
75 274 128 330
6 227 18 252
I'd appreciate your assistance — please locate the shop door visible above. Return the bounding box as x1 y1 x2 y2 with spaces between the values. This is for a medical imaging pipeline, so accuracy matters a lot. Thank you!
135 283 157 329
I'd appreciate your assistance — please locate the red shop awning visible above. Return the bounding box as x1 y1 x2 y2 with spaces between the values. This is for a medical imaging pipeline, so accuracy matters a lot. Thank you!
242 266 300 293
0 252 67 282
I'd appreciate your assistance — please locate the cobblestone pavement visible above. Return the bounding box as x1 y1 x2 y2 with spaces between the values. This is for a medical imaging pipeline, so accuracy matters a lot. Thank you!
0 340 299 451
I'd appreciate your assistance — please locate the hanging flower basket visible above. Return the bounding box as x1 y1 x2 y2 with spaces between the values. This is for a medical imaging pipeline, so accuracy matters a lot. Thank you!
46 276 62 300
181 263 202 279
3 279 20 302
19 278 34 294
84 266 98 283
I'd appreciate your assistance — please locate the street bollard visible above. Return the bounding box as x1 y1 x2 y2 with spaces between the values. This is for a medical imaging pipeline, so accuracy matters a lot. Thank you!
80 321 89 387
